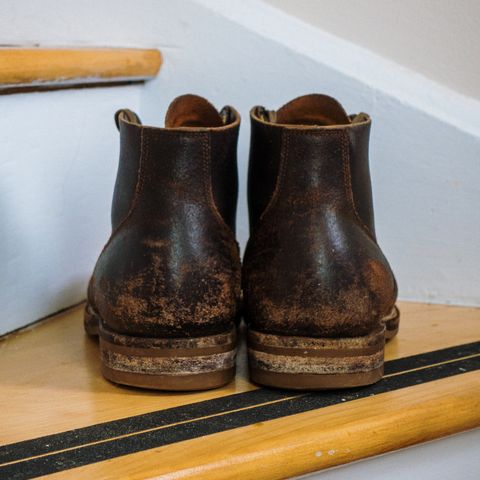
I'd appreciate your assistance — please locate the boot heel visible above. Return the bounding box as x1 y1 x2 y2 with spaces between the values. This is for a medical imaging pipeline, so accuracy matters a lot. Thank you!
84 305 100 336
248 326 385 390
84 307 236 391
383 306 400 341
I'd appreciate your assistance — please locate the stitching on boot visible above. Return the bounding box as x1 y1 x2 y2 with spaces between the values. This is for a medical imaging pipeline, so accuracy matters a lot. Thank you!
100 126 147 253
340 130 375 239
253 128 374 239
257 128 289 225
201 132 238 244
257 129 338 226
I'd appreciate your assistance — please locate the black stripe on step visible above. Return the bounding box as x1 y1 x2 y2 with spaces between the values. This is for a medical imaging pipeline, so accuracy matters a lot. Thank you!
0 389 294 464
384 341 480 375
0 341 479 479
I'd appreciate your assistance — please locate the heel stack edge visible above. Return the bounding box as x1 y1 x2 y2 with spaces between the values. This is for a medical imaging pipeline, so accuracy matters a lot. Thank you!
248 326 385 390
84 305 237 390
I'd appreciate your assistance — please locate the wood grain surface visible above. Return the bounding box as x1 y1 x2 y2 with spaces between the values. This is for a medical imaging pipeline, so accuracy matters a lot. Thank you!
0 301 479 479
0 48 162 89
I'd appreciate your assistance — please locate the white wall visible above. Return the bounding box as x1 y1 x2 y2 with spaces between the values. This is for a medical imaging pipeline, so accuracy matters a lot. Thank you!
266 0 480 101
0 0 479 334
299 429 480 480
0 86 141 334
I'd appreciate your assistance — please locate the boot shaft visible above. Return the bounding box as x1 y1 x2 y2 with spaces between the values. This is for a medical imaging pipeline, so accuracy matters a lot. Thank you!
248 94 376 238
113 97 240 235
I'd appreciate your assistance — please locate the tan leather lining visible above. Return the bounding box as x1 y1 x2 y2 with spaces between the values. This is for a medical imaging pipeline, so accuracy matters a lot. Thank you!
274 94 350 126
165 94 225 128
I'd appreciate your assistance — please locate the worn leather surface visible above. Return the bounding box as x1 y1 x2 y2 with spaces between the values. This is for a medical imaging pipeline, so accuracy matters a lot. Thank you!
88 95 241 338
243 94 397 338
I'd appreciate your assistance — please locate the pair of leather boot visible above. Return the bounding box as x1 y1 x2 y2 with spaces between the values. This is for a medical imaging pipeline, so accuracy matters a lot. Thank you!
85 94 399 391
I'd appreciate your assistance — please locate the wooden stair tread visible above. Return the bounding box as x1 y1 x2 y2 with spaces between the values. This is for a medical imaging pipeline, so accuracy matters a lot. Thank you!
0 301 479 479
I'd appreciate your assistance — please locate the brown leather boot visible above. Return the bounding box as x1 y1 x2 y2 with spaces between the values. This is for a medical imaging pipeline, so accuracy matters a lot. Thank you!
243 94 399 390
85 95 241 391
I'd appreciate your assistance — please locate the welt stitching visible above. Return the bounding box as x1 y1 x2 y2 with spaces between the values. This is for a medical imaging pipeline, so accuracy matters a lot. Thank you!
340 131 374 238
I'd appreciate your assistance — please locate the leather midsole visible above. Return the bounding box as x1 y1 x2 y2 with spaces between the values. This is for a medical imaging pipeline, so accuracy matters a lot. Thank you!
101 347 236 375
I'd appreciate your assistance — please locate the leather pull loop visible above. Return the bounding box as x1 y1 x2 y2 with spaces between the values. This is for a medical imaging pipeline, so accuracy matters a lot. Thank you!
114 109 142 130
114 109 123 130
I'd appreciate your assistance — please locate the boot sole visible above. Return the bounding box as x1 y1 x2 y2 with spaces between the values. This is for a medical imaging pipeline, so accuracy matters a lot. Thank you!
84 306 236 391
384 305 400 340
248 306 400 390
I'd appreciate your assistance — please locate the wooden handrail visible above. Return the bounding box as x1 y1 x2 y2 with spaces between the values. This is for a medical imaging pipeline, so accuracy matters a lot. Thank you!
0 48 162 91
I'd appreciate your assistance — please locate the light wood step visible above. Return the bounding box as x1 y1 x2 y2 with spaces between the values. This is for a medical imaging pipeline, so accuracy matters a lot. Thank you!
0 301 479 479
